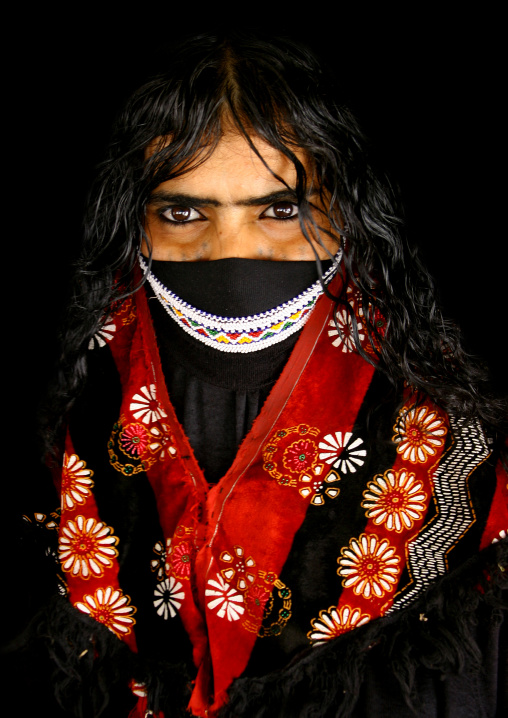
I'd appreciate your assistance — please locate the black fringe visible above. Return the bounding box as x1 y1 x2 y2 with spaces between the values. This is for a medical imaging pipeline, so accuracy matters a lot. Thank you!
4 513 194 717
4 594 193 717
4 539 506 716
220 539 508 718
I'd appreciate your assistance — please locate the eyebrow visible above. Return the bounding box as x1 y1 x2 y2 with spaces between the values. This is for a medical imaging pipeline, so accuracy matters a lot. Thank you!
148 189 311 208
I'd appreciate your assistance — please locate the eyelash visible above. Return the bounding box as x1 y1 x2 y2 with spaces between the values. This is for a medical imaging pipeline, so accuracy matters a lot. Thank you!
158 202 300 225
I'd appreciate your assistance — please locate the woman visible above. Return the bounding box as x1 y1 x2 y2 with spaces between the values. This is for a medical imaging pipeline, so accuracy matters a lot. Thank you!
27 32 507 717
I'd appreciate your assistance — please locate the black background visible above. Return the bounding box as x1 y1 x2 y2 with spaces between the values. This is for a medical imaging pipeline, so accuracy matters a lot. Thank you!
3 9 505 519
9 9 506 422
2 7 506 712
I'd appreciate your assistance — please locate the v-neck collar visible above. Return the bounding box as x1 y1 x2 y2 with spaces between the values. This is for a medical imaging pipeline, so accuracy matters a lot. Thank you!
137 275 341 506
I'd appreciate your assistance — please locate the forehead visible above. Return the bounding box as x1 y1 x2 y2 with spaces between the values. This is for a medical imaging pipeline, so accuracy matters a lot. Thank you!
149 132 308 198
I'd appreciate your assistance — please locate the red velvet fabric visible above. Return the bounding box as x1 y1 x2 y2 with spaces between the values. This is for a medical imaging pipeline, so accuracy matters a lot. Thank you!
55 280 508 717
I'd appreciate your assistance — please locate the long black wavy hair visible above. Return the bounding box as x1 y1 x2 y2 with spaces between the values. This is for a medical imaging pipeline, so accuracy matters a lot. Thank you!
44 31 506 457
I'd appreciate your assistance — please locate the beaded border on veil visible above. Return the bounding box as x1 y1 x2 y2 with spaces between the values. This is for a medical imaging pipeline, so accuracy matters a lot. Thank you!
139 252 342 353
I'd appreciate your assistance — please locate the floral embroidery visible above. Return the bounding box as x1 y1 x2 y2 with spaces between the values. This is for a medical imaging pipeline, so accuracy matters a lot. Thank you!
130 681 147 698
318 432 366 473
492 529 507 544
153 577 185 619
166 538 193 580
88 318 116 350
393 405 447 464
130 384 167 425
119 423 149 458
255 579 292 638
59 516 119 579
61 454 94 510
150 540 166 581
22 510 60 531
22 511 61 571
242 573 292 637
337 533 400 599
108 419 156 476
263 425 320 487
56 575 68 597
346 284 364 317
362 469 427 532
75 587 136 637
114 296 136 326
283 439 318 474
245 584 272 620
328 308 365 352
205 573 245 621
308 605 371 645
220 546 256 591
148 424 178 460
263 425 343 504
299 467 341 505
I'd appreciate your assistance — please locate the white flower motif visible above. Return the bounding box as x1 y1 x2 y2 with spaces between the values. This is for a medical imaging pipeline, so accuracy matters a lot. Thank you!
130 681 147 698
129 384 167 424
57 580 68 597
61 453 94 510
153 576 185 619
88 319 116 349
148 424 177 459
75 586 136 637
393 405 447 464
492 529 507 544
220 546 256 591
362 469 427 532
205 573 245 621
328 309 364 352
318 432 366 473
337 533 400 599
298 465 341 504
59 515 119 579
150 540 166 581
347 284 364 317
308 604 370 645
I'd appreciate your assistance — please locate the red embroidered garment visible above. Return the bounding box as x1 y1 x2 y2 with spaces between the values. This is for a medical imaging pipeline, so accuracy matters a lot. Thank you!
54 281 508 717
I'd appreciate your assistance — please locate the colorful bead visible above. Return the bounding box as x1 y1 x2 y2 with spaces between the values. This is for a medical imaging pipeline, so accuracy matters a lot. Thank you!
139 253 341 353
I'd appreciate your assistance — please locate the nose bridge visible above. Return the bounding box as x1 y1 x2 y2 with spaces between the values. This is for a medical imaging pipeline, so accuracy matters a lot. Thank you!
209 208 259 259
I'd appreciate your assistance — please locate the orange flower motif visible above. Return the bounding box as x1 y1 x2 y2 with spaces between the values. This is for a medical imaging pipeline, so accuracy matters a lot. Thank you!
362 469 427 532
75 587 136 637
393 405 447 464
337 533 400 599
59 515 119 579
61 453 94 510
308 604 371 645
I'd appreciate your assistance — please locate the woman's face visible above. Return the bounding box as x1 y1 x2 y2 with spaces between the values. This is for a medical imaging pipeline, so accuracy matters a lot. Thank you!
143 132 338 261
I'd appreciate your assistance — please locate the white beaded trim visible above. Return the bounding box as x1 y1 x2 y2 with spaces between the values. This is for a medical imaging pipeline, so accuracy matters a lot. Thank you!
139 252 341 353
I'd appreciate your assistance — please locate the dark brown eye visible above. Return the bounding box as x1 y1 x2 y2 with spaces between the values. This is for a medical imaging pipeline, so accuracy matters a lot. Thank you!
264 202 298 220
274 202 296 218
160 206 202 223
170 206 192 222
